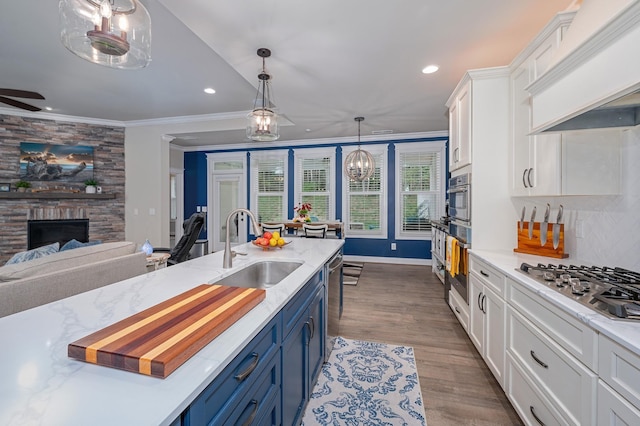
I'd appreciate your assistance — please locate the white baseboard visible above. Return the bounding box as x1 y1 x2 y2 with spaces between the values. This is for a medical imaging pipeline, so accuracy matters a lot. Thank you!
342 255 432 266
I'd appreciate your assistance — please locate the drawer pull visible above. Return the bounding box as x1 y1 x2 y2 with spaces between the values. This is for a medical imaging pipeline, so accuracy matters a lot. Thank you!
530 405 546 426
235 353 259 382
480 270 489 278
455 307 461 314
305 321 312 345
530 350 549 369
309 316 315 339
239 399 258 426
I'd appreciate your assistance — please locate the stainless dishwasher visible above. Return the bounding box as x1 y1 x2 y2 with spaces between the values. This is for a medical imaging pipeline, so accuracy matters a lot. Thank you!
326 250 343 360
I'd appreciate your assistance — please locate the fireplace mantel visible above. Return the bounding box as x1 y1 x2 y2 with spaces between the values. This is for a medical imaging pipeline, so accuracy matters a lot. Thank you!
0 193 116 199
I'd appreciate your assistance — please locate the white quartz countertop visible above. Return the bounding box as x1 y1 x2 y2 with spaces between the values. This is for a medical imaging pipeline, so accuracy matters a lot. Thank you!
0 238 343 426
471 249 640 357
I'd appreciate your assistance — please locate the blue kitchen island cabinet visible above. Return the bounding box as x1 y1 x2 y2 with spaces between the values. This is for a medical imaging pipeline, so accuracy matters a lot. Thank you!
182 269 326 426
282 269 326 426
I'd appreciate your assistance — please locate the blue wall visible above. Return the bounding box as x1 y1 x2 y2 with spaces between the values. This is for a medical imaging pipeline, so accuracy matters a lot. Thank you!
183 136 448 260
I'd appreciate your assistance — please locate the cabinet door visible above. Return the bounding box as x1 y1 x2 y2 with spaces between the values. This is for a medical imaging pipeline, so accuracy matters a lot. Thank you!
449 99 459 170
456 81 472 169
308 286 325 386
597 381 640 426
529 133 562 196
484 286 505 388
469 275 484 353
449 80 472 171
282 314 308 426
510 64 533 196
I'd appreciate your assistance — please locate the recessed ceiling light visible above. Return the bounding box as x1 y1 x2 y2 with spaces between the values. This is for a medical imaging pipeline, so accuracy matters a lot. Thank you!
422 65 439 74
204 88 216 94
44 106 53 111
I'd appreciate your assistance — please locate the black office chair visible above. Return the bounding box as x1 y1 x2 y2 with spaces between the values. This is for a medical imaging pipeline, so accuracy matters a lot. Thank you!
154 212 205 266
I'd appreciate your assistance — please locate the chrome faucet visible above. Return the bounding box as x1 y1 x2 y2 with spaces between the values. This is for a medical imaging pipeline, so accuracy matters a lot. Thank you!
223 208 262 268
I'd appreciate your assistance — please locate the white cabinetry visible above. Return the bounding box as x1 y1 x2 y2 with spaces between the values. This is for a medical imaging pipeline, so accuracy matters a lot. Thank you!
597 335 640 425
469 254 506 387
447 79 471 171
506 277 598 425
509 12 620 197
446 68 514 252
510 14 568 196
448 282 469 333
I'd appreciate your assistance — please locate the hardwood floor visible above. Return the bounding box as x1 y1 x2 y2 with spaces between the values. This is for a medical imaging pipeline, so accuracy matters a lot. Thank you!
338 262 523 425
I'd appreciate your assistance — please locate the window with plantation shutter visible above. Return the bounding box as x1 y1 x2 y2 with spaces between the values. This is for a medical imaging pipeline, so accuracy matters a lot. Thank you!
250 151 288 224
293 147 335 221
342 144 387 237
395 141 446 239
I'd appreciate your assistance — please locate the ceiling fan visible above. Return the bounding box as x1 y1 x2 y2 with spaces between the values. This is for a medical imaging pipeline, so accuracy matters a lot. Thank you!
0 89 45 112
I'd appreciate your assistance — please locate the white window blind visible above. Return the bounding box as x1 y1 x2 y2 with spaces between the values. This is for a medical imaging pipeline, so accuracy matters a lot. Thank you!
343 144 387 237
250 151 287 223
395 142 446 238
294 148 335 221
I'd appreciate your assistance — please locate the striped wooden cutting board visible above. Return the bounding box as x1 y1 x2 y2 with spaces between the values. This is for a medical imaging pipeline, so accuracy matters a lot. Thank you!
68 285 266 378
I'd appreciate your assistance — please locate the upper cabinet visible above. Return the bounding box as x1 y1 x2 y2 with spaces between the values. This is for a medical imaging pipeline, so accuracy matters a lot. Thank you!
448 79 472 171
509 11 620 196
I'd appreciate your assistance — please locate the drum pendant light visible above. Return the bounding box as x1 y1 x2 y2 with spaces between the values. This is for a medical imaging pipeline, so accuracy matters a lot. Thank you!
247 48 279 142
344 117 375 181
59 0 151 69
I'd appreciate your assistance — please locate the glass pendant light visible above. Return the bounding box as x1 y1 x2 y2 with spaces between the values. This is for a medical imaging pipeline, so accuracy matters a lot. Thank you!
59 0 151 69
344 117 375 181
247 48 279 142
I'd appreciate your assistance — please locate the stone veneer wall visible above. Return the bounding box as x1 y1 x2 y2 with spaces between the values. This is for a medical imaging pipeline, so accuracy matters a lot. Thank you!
0 114 126 264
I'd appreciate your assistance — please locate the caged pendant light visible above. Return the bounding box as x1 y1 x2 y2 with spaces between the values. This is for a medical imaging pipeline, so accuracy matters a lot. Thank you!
344 117 375 181
59 0 151 69
247 48 279 142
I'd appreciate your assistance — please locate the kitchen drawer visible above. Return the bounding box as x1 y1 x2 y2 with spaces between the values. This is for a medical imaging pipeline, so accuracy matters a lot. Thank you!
598 335 640 410
470 255 505 297
189 314 281 426
282 270 323 339
449 285 469 333
597 380 640 426
507 306 597 425
508 277 597 370
506 352 568 426
223 349 281 426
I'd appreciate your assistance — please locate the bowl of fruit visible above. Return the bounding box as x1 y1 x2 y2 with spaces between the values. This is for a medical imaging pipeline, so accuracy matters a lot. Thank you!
252 231 290 250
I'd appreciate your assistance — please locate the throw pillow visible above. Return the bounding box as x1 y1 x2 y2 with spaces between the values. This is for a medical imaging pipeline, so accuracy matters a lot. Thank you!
60 239 102 252
5 242 60 265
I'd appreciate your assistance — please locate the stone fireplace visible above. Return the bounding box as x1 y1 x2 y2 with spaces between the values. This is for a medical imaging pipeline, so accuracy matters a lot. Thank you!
0 114 126 264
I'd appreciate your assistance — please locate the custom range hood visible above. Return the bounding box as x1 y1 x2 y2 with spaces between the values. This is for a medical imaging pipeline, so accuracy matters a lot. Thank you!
528 0 640 133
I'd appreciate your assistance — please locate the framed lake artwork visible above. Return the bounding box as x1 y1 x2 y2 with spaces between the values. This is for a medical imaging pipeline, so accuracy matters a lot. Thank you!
19 142 94 182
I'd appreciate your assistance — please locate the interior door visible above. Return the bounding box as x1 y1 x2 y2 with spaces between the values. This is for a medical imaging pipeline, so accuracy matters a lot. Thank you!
212 173 246 252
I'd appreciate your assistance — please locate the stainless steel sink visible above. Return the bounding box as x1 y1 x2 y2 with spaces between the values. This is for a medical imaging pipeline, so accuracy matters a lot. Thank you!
211 260 303 289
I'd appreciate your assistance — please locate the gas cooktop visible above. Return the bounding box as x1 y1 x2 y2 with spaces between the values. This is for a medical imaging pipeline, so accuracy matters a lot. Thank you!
518 263 640 321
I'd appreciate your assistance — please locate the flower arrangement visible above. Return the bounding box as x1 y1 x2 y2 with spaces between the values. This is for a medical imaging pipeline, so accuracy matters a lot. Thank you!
293 202 312 222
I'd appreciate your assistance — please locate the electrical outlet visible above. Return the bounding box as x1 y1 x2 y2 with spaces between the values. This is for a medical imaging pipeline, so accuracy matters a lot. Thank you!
196 206 201 212
201 206 207 213
391 243 397 250
149 208 156 216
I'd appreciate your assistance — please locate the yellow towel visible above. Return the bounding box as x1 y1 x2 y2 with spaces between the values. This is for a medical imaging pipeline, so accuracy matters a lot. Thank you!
445 236 453 272
450 238 459 277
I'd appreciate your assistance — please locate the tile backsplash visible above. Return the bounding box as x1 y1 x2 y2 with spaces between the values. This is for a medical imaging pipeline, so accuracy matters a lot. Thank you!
517 126 639 271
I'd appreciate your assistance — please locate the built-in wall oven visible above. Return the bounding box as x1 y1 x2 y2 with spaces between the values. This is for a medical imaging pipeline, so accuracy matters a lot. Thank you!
448 174 471 224
446 173 471 304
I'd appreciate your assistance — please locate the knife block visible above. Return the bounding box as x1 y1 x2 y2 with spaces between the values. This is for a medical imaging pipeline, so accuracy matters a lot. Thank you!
513 222 568 259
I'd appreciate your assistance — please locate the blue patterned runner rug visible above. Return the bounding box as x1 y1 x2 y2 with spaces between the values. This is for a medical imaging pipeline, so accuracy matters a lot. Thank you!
302 336 427 425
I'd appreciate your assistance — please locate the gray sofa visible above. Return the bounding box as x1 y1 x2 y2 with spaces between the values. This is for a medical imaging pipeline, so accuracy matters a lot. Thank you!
0 241 148 318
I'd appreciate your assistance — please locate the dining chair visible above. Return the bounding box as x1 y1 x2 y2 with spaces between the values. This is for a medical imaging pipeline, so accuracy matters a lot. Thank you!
302 223 328 238
261 223 286 235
